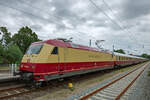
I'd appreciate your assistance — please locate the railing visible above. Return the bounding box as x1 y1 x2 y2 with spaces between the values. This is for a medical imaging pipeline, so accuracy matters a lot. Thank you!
0 64 19 75
10 64 19 75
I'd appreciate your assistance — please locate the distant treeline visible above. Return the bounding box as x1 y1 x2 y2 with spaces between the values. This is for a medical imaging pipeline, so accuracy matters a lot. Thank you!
0 26 41 64
141 53 150 59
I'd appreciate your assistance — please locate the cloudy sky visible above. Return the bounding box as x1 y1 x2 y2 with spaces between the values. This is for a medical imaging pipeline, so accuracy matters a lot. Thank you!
0 0 150 54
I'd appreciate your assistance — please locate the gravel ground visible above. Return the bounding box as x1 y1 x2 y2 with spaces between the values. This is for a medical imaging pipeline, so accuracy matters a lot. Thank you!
127 63 150 100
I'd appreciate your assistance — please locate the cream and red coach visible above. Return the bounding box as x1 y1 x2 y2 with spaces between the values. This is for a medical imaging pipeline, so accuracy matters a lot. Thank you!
19 39 146 83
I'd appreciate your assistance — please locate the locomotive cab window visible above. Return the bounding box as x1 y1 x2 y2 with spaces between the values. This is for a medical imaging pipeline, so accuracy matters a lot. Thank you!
51 47 58 54
26 44 43 55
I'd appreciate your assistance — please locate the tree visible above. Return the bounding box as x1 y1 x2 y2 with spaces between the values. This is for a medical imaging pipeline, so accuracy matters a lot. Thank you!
0 44 23 64
141 53 150 59
5 44 23 63
0 26 24 64
0 26 12 63
0 44 4 63
114 49 125 54
0 27 11 46
12 26 41 54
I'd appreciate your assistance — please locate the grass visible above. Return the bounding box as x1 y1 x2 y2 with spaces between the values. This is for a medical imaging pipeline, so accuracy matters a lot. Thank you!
0 65 19 70
0 66 10 70
148 71 150 76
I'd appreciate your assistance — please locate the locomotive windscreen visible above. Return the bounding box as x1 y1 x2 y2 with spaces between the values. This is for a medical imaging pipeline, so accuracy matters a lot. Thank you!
26 44 43 55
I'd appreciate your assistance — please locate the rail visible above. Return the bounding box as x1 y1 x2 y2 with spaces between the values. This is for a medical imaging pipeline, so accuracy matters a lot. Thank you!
79 62 149 100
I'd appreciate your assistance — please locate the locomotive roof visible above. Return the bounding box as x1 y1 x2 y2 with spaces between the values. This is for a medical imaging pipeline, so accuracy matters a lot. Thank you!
32 39 103 52
32 39 145 59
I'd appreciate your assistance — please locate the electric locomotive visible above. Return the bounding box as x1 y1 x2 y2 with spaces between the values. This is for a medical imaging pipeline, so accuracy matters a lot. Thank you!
17 39 146 86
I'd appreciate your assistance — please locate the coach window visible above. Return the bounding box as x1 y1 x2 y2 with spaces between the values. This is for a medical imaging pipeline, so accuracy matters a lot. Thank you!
51 47 58 54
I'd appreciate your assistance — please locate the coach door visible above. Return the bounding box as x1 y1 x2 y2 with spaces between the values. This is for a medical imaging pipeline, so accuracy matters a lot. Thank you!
63 47 68 72
57 47 67 74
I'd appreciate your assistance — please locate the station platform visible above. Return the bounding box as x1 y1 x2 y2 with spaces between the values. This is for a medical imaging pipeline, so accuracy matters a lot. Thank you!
0 72 20 83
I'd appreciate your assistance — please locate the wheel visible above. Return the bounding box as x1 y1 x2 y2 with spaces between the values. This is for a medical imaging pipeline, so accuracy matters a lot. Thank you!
114 65 118 69
31 80 42 88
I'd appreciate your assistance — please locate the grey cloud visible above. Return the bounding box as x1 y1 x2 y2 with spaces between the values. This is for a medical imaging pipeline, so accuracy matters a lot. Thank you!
0 0 150 54
121 0 150 19
138 26 150 32
30 25 42 31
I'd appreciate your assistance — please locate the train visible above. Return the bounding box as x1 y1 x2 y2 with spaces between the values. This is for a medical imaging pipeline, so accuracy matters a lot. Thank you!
16 39 147 86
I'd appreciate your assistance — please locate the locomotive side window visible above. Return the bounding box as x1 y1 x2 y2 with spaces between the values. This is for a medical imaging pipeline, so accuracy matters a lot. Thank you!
51 47 58 54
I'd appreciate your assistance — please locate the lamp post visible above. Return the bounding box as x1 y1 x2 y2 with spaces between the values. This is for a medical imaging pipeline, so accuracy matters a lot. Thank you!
89 39 92 47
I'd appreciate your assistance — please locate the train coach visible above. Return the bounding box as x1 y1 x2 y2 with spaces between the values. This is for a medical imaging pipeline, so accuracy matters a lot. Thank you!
17 39 147 86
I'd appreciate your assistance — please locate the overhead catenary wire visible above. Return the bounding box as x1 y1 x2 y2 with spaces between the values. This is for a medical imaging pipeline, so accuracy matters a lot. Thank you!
0 1 134 50
88 0 142 46
101 0 150 53
17 0 98 44
88 0 148 54
0 0 106 47
0 1 89 42
0 0 148 53
88 0 123 31
101 0 142 45
0 1 99 49
0 1 135 44
0 1 75 31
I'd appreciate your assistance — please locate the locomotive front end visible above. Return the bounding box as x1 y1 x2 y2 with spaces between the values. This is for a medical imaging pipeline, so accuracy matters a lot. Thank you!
19 43 43 83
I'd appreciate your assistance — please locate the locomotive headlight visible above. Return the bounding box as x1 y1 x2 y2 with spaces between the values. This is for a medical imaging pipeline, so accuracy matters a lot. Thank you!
24 65 29 68
31 65 35 69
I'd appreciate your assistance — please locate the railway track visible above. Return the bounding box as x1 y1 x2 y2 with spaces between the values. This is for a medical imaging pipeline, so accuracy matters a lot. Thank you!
0 85 31 100
78 62 149 100
0 63 147 100
0 81 61 100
